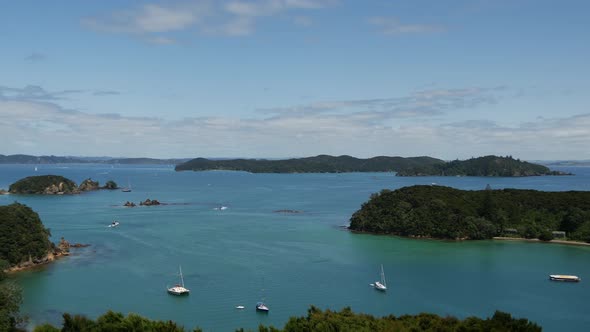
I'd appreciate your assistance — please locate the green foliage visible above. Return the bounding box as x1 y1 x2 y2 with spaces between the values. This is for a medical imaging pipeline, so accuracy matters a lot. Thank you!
175 155 445 173
349 185 590 241
0 203 53 266
103 180 118 190
44 311 188 332
8 175 78 194
34 307 540 332
396 155 569 177
0 280 24 331
538 230 554 241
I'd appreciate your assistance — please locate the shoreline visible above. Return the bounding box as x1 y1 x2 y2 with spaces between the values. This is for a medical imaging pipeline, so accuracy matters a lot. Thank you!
492 237 590 247
348 229 590 247
5 251 68 274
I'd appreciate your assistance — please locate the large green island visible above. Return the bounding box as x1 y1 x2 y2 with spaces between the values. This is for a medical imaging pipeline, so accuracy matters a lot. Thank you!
176 155 446 173
396 155 570 176
175 154 568 176
349 185 590 242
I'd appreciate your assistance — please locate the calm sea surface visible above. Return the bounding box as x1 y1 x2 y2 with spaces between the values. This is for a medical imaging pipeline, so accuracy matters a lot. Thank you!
1 164 589 331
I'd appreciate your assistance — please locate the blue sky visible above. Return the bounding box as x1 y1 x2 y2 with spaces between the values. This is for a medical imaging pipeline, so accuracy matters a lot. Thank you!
1 0 589 159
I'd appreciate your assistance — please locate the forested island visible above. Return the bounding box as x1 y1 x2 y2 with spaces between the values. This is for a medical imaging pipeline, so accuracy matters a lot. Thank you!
6 175 117 195
175 155 444 173
30 306 540 332
396 155 570 177
349 185 590 242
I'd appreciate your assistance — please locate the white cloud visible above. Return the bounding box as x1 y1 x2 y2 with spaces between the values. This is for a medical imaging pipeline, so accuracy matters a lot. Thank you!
369 17 445 35
83 0 335 39
2 84 588 160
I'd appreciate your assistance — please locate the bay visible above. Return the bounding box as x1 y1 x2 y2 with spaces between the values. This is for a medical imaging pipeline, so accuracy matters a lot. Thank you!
1 164 589 331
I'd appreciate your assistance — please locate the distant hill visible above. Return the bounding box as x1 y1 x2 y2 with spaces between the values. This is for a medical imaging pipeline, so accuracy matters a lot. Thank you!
396 155 570 177
0 154 189 165
175 155 446 173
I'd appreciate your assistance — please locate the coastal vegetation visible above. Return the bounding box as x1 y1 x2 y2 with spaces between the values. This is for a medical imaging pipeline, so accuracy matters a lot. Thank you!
396 155 569 177
175 155 445 173
0 260 24 332
9 175 78 195
32 306 540 332
0 203 53 267
7 176 118 195
349 185 590 242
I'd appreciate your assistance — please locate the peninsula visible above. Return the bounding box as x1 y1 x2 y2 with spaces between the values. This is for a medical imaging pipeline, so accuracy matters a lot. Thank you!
349 185 590 242
0 203 68 272
175 155 444 173
396 155 570 176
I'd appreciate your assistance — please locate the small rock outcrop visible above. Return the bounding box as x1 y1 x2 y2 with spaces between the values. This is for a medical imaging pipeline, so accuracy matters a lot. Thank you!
140 198 160 206
124 201 136 207
78 178 100 191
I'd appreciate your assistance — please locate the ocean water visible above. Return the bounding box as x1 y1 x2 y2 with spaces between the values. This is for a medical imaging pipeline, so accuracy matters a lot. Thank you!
1 164 590 331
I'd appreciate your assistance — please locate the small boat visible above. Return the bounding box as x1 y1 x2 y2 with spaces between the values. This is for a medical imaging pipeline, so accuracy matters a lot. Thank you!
235 305 245 309
373 264 387 291
167 266 190 295
256 302 269 312
256 283 269 312
108 221 120 228
549 274 581 282
122 179 132 192
214 206 228 211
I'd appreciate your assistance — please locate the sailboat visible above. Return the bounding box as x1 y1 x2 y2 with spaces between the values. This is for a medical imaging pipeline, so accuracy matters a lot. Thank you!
167 266 190 296
373 264 387 291
122 179 132 192
256 282 269 312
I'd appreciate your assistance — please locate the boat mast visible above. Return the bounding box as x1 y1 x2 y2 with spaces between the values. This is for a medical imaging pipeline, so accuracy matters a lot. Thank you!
380 264 386 287
179 266 185 287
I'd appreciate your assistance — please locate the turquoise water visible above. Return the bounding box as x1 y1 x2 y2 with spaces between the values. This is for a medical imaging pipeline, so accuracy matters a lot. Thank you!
1 164 590 331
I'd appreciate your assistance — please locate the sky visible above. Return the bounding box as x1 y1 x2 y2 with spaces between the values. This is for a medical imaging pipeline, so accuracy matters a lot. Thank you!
1 0 589 160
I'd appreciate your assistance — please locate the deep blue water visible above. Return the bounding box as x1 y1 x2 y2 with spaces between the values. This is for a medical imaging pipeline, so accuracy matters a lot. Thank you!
1 164 589 331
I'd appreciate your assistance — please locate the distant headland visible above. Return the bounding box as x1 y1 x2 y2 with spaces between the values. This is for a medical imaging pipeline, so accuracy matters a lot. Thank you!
0 154 189 165
175 155 446 173
175 154 569 176
349 185 590 243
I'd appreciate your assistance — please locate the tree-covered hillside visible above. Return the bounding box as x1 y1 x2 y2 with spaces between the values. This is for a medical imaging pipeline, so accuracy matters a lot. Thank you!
396 155 568 176
9 175 78 194
349 185 590 241
33 306 540 332
0 203 53 266
175 155 445 173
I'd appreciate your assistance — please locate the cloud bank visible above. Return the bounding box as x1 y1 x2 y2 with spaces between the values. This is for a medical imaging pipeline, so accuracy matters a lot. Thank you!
1 84 587 159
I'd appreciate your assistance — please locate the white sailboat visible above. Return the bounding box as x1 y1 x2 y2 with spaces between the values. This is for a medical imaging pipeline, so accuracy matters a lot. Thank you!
122 179 132 192
256 281 269 312
373 264 387 291
167 266 190 296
